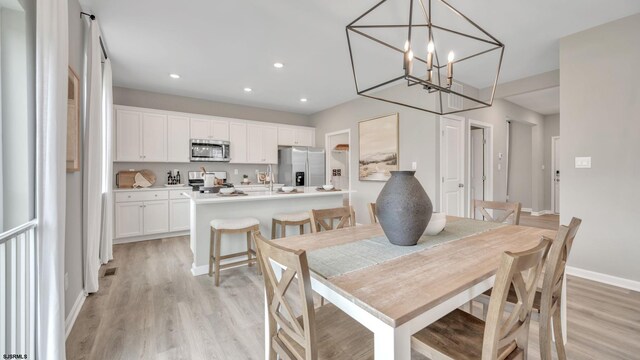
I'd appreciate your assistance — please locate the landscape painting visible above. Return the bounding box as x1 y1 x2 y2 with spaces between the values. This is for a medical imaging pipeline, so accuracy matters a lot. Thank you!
358 114 398 181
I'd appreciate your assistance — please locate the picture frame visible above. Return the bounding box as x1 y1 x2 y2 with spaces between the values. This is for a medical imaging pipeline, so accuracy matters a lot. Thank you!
67 67 81 172
358 113 399 181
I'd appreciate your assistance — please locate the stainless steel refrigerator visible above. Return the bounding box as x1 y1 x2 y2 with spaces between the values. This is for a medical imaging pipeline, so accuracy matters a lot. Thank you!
278 147 326 187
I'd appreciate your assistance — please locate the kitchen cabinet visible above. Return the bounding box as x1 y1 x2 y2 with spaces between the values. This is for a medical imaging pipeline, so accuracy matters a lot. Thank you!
229 121 247 164
142 113 167 161
170 199 190 232
277 126 315 147
115 202 144 238
190 117 229 141
114 190 175 240
142 200 169 234
247 124 278 164
167 115 190 162
115 109 167 162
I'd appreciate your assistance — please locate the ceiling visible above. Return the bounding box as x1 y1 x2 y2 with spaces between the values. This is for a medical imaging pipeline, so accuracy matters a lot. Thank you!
505 87 560 116
79 0 640 114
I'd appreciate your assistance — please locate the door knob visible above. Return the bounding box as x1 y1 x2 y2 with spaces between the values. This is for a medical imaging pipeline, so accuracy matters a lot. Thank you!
458 183 464 188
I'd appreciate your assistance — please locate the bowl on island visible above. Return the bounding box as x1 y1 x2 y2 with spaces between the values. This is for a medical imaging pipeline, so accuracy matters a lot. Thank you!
281 186 295 193
322 184 334 191
424 212 446 236
219 187 235 195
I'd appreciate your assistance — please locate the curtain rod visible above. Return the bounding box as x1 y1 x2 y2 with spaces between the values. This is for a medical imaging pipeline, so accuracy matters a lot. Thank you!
80 12 109 60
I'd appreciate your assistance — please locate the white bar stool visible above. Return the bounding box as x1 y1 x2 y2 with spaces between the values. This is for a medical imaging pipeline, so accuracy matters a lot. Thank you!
271 211 311 239
209 217 260 286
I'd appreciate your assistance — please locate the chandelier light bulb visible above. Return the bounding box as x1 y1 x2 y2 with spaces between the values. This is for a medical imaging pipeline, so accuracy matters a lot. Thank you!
408 50 414 61
448 51 455 62
427 41 434 54
404 39 410 52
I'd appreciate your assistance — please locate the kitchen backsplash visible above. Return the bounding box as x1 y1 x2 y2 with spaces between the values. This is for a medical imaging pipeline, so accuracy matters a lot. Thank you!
113 162 279 187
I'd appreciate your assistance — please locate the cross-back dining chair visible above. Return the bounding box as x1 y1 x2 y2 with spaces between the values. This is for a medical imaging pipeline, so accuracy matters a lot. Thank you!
411 237 551 360
368 203 378 224
309 206 355 233
253 231 374 360
473 200 522 225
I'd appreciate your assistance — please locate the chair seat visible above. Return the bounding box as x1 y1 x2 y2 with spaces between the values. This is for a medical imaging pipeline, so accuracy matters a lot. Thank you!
483 287 542 311
277 303 374 360
412 309 522 360
273 211 310 222
210 217 259 230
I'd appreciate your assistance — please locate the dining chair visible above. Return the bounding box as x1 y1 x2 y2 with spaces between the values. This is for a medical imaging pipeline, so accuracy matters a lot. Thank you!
473 200 522 225
411 237 551 360
309 206 355 233
368 203 378 224
475 218 581 360
253 231 374 360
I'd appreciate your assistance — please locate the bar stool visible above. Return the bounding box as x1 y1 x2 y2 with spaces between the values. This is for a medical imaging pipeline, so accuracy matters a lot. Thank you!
271 211 311 239
209 217 260 286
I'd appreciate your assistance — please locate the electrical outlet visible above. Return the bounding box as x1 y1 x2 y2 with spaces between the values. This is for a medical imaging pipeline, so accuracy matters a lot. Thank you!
64 272 69 291
412 161 417 170
575 157 591 169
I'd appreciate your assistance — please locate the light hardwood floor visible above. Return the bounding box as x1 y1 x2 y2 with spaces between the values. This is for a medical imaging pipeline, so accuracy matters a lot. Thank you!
67 232 640 359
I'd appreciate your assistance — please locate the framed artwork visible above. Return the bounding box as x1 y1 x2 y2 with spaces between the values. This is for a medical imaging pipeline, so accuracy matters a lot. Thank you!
358 113 399 181
66 67 80 172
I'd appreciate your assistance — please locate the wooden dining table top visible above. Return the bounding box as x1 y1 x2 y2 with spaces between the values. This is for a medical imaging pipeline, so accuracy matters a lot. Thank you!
275 216 556 327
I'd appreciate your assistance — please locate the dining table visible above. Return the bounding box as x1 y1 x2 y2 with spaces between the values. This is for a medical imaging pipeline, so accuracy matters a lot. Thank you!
267 216 560 360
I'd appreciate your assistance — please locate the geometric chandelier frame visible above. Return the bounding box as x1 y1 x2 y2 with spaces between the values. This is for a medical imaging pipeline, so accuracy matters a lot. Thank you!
346 0 505 115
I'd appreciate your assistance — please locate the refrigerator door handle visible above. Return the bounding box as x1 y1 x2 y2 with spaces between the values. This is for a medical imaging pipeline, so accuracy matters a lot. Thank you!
305 159 309 187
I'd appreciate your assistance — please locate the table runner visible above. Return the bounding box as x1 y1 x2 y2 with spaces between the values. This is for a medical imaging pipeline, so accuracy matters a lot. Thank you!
307 218 505 278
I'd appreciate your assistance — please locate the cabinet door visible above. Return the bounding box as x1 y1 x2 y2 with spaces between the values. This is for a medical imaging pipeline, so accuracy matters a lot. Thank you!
167 115 190 162
262 126 279 164
212 119 230 141
246 124 264 163
116 110 142 161
296 128 314 147
142 113 167 161
169 199 190 232
277 127 296 146
115 201 144 238
190 118 211 139
143 200 169 235
229 122 247 164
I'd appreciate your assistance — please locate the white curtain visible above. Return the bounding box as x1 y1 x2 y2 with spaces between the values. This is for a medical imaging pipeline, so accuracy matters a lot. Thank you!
35 0 68 357
83 22 103 293
100 59 114 263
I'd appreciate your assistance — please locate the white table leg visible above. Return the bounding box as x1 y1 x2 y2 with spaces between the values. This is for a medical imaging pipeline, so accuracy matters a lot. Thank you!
374 325 412 360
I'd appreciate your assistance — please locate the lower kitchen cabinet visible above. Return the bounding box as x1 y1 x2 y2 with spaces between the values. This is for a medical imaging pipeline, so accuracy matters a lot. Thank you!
169 199 190 232
115 189 189 240
142 200 169 235
115 201 144 238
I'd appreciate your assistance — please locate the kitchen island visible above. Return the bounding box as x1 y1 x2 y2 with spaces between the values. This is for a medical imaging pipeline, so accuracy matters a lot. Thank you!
184 187 349 276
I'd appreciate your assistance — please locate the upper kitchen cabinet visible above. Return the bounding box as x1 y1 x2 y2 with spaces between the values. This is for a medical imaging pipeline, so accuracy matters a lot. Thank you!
115 109 167 162
277 126 315 147
190 117 230 141
167 115 190 162
229 121 247 164
247 124 278 164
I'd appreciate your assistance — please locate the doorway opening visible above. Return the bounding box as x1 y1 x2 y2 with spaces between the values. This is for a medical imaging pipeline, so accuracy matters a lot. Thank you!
468 120 494 219
551 136 560 214
325 129 351 205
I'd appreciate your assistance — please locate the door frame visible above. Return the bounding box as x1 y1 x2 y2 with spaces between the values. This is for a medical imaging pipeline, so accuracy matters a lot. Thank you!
325 129 352 204
439 114 466 215
551 135 560 214
467 119 494 218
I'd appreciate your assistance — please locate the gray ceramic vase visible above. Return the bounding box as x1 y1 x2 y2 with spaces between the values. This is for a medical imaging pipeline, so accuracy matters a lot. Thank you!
376 171 433 246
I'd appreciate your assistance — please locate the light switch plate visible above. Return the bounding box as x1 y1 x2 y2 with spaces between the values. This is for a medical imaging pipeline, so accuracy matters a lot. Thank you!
498 163 502 171
575 157 592 169
411 161 417 170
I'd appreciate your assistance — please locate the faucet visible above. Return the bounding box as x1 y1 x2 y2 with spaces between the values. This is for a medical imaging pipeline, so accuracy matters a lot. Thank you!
267 164 274 192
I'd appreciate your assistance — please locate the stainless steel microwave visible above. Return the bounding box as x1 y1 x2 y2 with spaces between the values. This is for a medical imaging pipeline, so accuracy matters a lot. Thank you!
190 139 231 162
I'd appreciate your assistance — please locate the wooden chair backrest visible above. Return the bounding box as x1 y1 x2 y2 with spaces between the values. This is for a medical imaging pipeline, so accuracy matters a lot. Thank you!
473 200 522 225
309 206 355 233
368 203 377 224
254 231 317 360
539 217 582 360
482 238 551 360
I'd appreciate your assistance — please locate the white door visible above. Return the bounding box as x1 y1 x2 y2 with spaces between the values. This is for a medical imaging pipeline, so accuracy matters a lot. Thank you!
212 119 230 141
167 115 190 162
440 117 465 216
142 113 167 161
246 124 264 163
552 136 560 214
190 118 211 139
470 128 485 219
169 199 190 232
116 110 142 161
115 201 144 238
229 122 247 163
277 127 296 146
296 128 314 146
262 126 279 164
143 200 169 235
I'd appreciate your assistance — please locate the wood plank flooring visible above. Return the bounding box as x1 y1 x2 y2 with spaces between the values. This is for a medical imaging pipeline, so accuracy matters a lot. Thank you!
67 227 640 359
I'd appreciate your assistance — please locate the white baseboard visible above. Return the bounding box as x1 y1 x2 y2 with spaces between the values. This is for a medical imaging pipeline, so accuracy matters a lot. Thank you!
114 230 189 244
521 207 533 213
530 210 554 216
567 266 640 292
191 258 257 277
65 291 86 339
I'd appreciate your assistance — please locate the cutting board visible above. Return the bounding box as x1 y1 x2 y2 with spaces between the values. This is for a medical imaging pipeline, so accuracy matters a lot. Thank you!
116 170 156 188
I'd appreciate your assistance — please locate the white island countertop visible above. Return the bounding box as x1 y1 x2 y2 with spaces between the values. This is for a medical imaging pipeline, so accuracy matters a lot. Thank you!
184 187 350 205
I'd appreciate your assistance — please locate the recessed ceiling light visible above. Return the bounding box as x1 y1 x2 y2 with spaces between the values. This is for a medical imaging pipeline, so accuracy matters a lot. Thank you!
273 62 284 69
169 73 180 79
300 98 308 102
244 87 253 92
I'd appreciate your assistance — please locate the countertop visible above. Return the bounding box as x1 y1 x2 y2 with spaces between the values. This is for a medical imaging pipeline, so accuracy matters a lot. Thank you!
113 185 190 192
184 187 350 205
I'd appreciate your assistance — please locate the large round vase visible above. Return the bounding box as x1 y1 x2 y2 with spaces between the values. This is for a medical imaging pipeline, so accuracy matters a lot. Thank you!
376 171 433 246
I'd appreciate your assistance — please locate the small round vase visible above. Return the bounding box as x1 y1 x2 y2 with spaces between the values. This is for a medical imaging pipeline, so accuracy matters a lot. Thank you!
376 171 433 246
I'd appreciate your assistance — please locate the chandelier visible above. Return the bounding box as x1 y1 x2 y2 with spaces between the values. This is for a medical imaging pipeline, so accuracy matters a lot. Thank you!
346 0 505 115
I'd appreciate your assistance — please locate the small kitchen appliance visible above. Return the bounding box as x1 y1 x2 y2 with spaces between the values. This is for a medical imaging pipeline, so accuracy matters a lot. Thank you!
190 139 231 162
188 171 233 193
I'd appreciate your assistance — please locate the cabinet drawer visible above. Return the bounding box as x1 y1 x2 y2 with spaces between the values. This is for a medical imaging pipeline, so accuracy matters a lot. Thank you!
115 190 169 203
170 189 191 199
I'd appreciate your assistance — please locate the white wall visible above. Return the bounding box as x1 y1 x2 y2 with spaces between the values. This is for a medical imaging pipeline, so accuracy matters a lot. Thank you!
543 114 559 211
560 13 640 282
508 121 533 208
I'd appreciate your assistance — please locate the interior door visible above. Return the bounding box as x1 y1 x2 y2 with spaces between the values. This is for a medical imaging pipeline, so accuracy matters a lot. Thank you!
440 117 465 216
553 136 560 213
470 128 485 219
